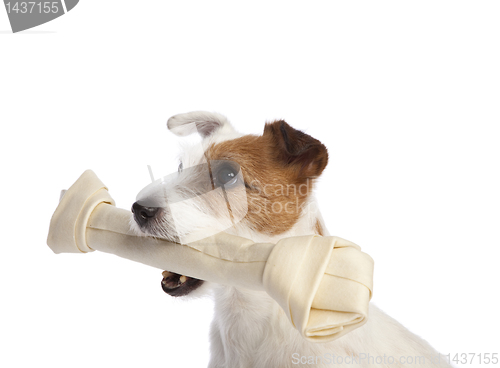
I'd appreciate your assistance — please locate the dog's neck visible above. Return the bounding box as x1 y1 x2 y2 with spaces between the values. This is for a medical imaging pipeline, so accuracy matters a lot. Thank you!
210 195 328 366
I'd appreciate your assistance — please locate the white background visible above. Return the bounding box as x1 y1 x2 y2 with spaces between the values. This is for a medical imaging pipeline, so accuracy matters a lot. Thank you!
1 1 499 367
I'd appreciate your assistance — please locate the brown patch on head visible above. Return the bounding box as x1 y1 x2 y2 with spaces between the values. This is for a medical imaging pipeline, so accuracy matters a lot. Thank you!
206 120 328 235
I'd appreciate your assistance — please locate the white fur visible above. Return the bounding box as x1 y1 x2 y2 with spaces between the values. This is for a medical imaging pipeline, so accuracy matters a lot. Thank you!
140 112 452 368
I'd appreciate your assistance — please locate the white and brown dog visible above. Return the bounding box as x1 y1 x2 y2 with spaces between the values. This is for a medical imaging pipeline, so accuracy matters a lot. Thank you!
131 111 451 368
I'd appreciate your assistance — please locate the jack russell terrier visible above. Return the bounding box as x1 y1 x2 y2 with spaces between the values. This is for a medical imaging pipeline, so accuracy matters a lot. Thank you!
131 111 451 368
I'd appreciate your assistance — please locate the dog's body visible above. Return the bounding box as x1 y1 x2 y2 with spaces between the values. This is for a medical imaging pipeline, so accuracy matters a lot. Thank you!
131 112 451 368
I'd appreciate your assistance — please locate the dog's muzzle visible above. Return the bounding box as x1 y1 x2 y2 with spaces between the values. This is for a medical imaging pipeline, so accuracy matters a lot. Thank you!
131 201 205 296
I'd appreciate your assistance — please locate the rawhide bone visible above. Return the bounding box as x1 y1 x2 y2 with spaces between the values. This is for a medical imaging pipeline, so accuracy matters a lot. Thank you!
47 170 374 342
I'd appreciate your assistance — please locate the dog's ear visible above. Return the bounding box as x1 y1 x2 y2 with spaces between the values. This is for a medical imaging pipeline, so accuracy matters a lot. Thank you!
263 120 328 178
167 111 237 139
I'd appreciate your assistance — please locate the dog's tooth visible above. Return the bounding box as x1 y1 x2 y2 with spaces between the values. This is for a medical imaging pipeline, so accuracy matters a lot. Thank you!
162 271 174 278
179 275 187 284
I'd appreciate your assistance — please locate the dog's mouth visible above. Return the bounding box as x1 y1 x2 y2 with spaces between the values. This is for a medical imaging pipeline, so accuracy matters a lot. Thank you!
161 271 204 297
131 201 207 297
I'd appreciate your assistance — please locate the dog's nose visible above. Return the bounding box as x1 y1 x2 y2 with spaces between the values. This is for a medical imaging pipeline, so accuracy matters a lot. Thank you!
132 202 160 227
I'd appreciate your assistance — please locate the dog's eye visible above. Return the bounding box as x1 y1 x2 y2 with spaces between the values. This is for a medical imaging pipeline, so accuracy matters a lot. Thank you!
178 162 183 173
215 166 238 187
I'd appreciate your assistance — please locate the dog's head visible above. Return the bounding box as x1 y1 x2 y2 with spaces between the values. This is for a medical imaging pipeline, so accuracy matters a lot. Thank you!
131 111 328 296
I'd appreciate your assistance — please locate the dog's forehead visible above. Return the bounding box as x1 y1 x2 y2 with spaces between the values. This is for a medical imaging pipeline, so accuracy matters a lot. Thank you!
179 129 247 167
206 134 268 164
